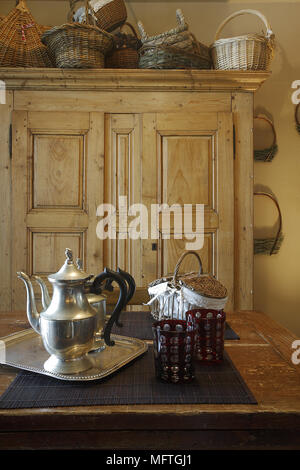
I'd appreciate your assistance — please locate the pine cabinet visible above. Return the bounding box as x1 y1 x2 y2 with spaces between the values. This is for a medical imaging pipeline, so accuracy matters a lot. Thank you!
0 69 269 312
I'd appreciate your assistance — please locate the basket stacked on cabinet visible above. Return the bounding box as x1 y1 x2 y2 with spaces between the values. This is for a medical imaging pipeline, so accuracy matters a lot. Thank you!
0 2 275 70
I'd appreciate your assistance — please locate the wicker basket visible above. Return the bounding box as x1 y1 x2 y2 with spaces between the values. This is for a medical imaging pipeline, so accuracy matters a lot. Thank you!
0 0 53 67
139 43 211 70
254 115 278 162
42 1 113 69
106 22 141 68
138 10 211 70
211 9 275 71
90 0 127 32
254 191 283 255
148 251 228 320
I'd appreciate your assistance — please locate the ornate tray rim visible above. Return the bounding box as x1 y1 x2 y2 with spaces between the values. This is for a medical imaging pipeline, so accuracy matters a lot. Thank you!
0 329 148 382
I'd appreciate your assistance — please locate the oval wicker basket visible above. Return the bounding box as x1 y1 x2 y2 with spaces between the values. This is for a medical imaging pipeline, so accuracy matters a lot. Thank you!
0 0 53 67
254 191 283 255
106 22 141 68
90 0 127 32
254 115 278 162
138 10 211 70
42 1 113 69
211 9 275 71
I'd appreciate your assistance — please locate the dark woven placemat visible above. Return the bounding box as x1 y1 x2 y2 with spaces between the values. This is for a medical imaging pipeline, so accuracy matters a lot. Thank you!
0 347 256 409
112 311 240 341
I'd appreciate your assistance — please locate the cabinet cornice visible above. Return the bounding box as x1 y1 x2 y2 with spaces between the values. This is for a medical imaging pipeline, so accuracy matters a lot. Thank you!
0 68 270 92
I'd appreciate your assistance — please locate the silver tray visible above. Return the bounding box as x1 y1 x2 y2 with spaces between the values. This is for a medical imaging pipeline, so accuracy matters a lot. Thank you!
0 329 148 381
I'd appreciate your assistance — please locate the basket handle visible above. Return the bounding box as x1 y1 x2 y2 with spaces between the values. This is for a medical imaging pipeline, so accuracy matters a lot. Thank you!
215 9 274 41
172 251 203 283
254 191 282 256
120 22 138 38
254 114 277 161
137 21 147 41
176 9 186 28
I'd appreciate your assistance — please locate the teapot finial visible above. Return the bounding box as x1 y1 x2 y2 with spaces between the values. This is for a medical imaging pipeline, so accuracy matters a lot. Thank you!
65 248 73 263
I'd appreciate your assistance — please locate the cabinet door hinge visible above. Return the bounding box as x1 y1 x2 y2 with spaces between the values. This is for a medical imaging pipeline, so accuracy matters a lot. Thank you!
9 124 12 159
233 124 236 160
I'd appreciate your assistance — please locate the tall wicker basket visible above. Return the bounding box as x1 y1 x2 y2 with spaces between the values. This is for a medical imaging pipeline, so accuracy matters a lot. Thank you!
0 0 53 67
211 9 275 71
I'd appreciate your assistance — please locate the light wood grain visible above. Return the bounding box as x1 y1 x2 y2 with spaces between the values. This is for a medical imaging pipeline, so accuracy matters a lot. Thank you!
0 69 270 92
11 111 28 310
14 90 232 114
232 93 254 309
10 111 105 309
0 91 12 310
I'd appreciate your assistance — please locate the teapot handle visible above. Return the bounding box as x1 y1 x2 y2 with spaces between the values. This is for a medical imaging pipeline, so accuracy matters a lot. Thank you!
116 268 136 327
91 268 127 347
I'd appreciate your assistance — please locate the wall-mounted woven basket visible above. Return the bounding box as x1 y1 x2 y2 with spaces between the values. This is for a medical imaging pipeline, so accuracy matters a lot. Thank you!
254 115 278 162
254 191 283 255
211 9 275 71
90 0 127 32
295 103 300 134
42 0 113 68
0 0 53 67
106 22 141 68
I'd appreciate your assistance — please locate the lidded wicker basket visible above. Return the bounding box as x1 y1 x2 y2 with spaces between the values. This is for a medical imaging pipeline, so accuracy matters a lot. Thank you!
211 9 275 71
148 251 228 320
90 0 127 32
0 0 53 67
42 0 113 68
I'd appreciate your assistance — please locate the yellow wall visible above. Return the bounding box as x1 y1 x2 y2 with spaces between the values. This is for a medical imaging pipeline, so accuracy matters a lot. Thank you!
1 1 300 335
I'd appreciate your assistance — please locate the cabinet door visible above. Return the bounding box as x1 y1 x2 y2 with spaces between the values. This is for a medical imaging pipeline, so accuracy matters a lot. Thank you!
11 111 104 310
104 114 143 286
142 112 234 308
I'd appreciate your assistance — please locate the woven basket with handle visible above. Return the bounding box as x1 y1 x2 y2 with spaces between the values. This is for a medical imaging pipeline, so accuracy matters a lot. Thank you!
0 0 52 67
42 0 113 68
148 251 227 320
138 9 211 70
254 115 278 162
295 103 300 134
90 0 127 32
106 22 141 68
211 9 275 71
254 191 283 255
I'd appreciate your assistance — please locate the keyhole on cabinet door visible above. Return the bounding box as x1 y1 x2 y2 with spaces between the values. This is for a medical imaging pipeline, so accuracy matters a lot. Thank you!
152 243 158 251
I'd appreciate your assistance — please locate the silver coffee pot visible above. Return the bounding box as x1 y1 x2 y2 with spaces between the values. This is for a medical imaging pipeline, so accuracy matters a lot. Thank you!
33 259 136 353
17 248 129 375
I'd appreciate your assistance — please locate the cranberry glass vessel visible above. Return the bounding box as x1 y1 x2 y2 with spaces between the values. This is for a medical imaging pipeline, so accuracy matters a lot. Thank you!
187 308 226 363
152 314 196 383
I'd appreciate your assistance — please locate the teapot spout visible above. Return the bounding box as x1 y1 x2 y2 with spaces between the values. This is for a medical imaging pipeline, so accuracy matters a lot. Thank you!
32 275 51 310
17 272 41 335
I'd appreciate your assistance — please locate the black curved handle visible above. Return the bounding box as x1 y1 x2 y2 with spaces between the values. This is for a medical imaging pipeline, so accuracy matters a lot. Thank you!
117 267 136 304
91 268 127 347
114 268 136 327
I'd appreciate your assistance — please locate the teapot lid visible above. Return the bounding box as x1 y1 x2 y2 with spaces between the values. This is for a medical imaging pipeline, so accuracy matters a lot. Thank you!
48 248 91 282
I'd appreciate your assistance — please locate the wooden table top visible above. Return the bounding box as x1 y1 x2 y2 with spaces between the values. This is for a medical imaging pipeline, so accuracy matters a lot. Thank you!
0 310 300 450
